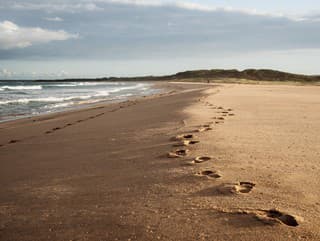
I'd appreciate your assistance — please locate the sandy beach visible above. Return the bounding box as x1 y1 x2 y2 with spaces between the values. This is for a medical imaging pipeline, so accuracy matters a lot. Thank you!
0 82 320 241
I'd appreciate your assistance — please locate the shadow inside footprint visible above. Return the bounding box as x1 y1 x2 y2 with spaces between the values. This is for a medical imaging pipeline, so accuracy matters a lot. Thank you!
8 139 20 144
263 209 299 227
197 170 221 178
172 134 194 141
174 140 199 147
218 182 255 194
168 149 189 158
193 156 211 163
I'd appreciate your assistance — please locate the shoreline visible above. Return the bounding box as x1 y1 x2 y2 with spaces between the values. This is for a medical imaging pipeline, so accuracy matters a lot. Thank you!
0 81 166 124
1 83 320 240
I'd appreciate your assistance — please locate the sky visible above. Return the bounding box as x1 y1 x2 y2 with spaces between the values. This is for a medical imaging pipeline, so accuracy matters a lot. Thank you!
1 0 320 79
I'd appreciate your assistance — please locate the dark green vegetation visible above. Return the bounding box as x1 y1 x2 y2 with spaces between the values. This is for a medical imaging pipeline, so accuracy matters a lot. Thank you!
32 69 320 83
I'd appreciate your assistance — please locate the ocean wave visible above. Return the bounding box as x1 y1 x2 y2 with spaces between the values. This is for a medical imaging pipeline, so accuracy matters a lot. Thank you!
0 85 43 91
0 95 94 105
48 84 78 87
44 102 75 109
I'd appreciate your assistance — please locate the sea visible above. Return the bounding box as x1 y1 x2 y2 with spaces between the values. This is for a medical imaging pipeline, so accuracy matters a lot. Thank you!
0 81 158 122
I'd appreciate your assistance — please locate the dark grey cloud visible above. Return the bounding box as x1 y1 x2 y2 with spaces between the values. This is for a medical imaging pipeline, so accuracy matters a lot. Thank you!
1 1 320 63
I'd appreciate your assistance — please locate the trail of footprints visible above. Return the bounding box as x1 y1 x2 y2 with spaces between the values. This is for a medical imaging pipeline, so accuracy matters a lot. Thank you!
0 100 139 148
166 101 299 227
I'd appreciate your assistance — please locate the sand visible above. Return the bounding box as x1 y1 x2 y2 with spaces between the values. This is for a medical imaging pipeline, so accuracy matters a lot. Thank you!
0 83 319 241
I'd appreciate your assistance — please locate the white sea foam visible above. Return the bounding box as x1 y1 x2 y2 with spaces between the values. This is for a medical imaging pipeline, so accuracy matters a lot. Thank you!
0 82 155 122
0 95 95 105
49 84 78 87
44 102 75 109
0 85 43 91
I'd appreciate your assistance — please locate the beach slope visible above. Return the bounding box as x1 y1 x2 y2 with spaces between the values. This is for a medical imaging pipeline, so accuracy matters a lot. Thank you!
0 83 320 240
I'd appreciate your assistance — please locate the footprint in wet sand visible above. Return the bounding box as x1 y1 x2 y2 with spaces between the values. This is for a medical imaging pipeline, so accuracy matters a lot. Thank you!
45 131 52 134
174 140 199 147
192 156 212 164
217 117 225 120
196 170 222 179
8 140 20 144
218 182 255 194
52 127 61 131
167 149 190 158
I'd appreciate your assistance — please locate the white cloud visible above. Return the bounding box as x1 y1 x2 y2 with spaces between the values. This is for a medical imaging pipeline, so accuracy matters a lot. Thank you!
90 0 307 21
0 68 13 77
9 2 103 12
44 17 64 22
0 20 78 50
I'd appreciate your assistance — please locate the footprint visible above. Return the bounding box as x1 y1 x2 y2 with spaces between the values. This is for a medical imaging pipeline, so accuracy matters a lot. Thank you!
172 134 194 141
221 111 229 114
218 182 255 194
219 209 299 227
167 149 189 158
8 140 19 144
228 113 235 116
174 140 199 147
45 131 52 134
257 209 299 227
196 126 213 132
197 170 221 179
217 117 225 120
52 127 61 131
193 156 211 163
217 107 223 110
227 108 233 111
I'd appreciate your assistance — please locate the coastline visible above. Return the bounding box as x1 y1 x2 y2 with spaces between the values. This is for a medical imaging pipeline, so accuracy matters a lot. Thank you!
1 83 320 240
0 81 164 124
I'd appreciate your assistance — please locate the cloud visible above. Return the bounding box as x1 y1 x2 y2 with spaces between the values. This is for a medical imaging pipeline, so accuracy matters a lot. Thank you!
44 17 64 22
90 0 298 20
0 68 13 77
0 0 314 21
7 2 103 12
0 20 78 50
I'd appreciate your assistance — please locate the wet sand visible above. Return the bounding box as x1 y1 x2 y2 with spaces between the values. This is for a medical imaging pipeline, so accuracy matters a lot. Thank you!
0 83 320 240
